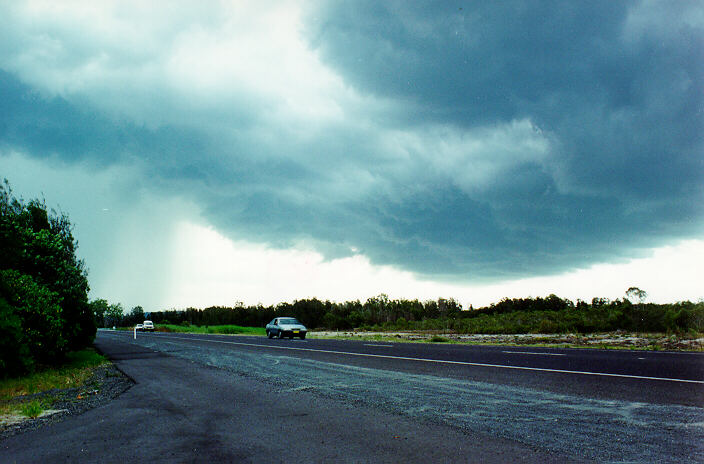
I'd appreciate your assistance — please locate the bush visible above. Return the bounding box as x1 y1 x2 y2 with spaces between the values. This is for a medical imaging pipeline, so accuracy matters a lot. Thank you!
1 180 94 376
0 296 32 375
0 270 66 377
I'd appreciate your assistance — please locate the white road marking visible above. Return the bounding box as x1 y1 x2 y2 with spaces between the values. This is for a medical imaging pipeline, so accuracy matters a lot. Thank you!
103 332 704 384
502 351 566 356
364 344 394 347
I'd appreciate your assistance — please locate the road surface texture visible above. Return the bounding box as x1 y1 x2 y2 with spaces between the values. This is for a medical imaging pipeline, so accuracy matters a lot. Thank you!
3 330 703 463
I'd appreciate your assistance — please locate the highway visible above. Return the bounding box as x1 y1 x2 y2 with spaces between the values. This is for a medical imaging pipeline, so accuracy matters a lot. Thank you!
118 330 703 406
3 330 703 463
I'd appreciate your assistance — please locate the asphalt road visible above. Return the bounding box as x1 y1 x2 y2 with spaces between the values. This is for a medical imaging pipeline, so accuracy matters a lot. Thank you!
3 330 703 463
121 331 704 406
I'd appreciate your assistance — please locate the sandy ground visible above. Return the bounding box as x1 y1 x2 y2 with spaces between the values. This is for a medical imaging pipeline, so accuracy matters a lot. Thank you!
310 330 704 350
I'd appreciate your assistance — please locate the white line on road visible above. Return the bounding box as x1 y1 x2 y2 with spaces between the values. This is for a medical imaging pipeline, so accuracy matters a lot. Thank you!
502 351 566 356
104 332 704 384
364 344 394 347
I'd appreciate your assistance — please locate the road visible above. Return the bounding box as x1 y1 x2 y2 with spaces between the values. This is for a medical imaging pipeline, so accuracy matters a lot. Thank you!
3 330 703 463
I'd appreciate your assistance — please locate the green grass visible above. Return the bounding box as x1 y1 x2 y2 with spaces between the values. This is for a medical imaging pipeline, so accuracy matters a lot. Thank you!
19 400 44 418
0 348 107 402
0 348 108 420
157 324 266 336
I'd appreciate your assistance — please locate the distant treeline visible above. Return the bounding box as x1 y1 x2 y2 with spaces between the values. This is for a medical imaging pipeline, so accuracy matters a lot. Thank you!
138 293 703 334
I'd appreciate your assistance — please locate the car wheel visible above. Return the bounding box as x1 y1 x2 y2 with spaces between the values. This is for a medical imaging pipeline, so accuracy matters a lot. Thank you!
267 330 273 339
300 334 306 340
278 330 284 339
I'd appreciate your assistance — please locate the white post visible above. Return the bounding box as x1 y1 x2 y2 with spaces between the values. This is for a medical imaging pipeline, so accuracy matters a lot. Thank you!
134 326 137 339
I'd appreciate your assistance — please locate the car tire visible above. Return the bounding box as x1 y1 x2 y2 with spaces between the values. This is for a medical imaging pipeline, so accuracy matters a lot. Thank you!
300 334 306 340
267 330 273 339
278 331 285 339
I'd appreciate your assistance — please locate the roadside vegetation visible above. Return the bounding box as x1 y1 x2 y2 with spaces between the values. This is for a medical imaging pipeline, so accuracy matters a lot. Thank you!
154 323 266 336
1 180 96 379
0 348 107 420
130 292 701 337
94 290 702 351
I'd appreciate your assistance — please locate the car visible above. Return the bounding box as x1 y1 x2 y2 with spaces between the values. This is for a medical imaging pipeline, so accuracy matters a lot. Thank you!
135 323 144 331
266 317 307 339
143 320 154 332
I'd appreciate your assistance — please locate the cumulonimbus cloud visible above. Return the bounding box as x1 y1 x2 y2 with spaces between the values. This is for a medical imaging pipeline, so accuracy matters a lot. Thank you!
0 0 702 282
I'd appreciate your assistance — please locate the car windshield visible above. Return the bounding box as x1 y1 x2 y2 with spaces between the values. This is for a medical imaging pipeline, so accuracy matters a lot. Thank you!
279 318 300 325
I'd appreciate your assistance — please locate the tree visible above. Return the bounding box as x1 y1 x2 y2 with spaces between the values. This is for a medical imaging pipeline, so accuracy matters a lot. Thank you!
0 269 66 370
105 303 125 328
126 306 145 326
625 287 647 304
0 294 31 374
89 299 109 328
0 179 95 376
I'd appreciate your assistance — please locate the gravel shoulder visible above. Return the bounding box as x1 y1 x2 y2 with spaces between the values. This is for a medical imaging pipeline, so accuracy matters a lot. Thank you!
0 362 133 440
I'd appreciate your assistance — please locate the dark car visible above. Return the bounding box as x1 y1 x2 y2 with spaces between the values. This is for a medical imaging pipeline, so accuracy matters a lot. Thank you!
266 317 307 339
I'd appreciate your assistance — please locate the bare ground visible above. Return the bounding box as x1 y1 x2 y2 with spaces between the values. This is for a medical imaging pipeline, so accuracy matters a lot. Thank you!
311 330 704 351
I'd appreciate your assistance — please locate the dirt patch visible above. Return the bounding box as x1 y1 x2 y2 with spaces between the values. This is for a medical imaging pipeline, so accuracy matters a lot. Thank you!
311 330 704 351
0 363 133 440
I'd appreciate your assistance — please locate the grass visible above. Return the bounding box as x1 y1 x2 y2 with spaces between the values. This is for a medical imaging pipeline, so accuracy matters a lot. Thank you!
0 348 108 420
157 324 266 336
19 400 45 419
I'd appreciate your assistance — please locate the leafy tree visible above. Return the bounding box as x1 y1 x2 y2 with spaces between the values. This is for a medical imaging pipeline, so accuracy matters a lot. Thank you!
0 295 31 374
0 179 95 376
89 299 109 327
124 305 145 326
105 303 125 327
625 287 647 304
0 269 66 368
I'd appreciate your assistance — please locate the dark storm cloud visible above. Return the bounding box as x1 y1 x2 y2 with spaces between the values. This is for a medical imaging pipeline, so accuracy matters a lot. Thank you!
1 2 702 281
306 0 703 199
298 0 704 273
0 71 206 167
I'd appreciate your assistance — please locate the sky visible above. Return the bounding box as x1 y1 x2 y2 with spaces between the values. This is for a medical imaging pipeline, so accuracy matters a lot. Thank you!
1 1 702 312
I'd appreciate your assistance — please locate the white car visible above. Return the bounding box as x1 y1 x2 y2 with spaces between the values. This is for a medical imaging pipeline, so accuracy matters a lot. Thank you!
135 323 144 331
266 317 307 339
143 320 154 332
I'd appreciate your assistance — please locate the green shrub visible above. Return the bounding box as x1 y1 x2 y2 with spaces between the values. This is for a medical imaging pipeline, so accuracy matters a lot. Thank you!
0 270 66 376
537 318 559 334
20 399 44 419
0 296 32 375
1 180 95 376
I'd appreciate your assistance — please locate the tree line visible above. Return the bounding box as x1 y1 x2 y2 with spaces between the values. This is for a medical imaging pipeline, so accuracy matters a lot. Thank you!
104 291 703 334
1 180 95 377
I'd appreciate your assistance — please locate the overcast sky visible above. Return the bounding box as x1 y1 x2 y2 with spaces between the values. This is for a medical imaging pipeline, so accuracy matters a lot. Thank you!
1 1 702 312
